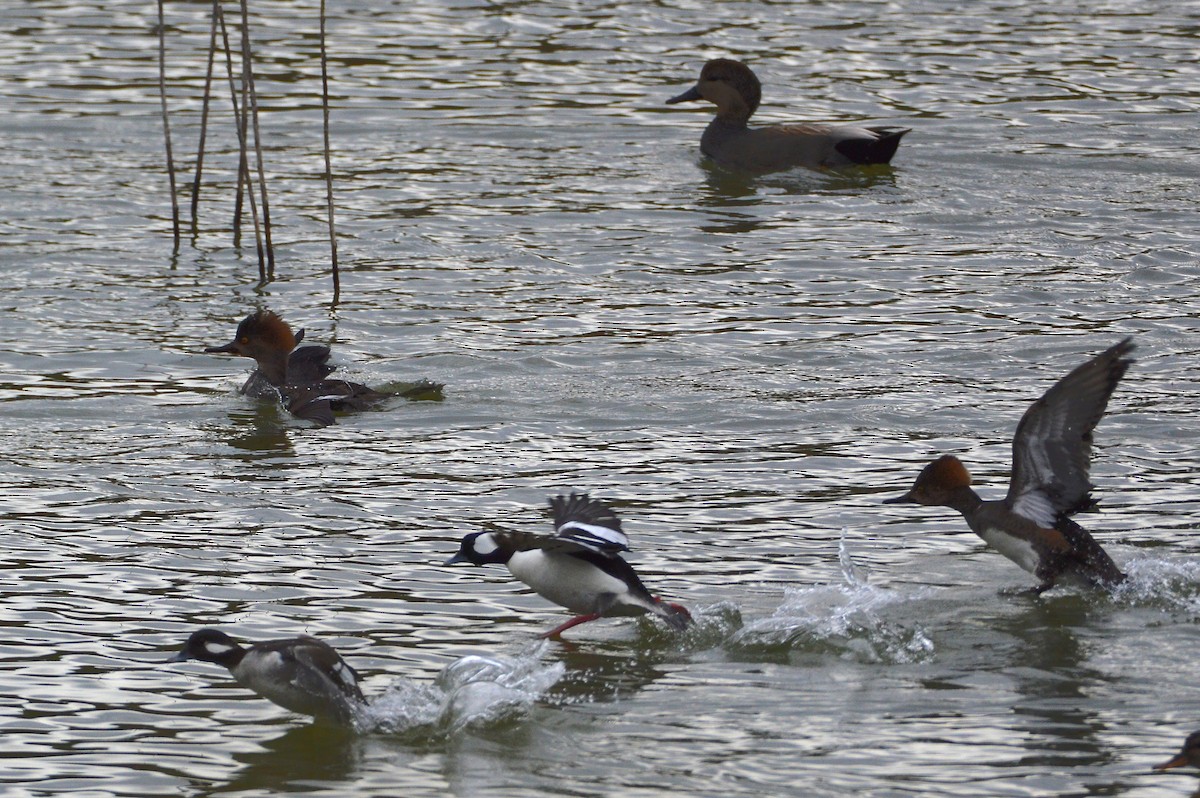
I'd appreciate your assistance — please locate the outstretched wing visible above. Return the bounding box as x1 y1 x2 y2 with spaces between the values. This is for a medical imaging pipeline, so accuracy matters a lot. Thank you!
486 494 630 558
1006 338 1134 523
549 493 630 554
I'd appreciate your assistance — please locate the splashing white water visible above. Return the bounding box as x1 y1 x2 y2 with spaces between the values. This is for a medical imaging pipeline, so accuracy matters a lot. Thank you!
358 641 564 735
1112 556 1200 615
730 532 935 663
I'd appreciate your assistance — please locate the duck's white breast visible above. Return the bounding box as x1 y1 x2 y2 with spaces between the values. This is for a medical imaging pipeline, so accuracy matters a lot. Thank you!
977 526 1041 575
506 550 636 616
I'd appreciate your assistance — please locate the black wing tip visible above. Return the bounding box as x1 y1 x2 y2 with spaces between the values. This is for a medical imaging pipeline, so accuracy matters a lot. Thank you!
1103 337 1137 390
548 492 623 532
1108 335 1136 360
1110 336 1136 355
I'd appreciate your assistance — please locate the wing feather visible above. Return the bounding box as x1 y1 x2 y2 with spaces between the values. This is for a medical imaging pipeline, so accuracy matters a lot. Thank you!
1006 339 1133 519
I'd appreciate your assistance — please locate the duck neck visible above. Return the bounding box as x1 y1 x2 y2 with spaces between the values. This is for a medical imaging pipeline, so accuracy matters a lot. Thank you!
257 351 290 388
714 102 753 127
944 485 984 517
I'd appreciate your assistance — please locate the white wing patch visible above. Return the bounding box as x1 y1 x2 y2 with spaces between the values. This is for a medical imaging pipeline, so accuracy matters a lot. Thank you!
1010 490 1057 528
557 520 629 551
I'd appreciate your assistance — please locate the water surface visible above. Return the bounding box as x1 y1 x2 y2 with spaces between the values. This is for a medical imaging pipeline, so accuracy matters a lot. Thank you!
2 0 1199 796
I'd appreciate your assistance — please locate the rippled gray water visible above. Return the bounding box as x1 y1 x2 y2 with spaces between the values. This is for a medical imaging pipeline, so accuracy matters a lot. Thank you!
2 0 1200 795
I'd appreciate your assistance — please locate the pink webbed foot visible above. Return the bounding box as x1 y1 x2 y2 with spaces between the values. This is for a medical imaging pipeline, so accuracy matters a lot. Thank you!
540 612 602 638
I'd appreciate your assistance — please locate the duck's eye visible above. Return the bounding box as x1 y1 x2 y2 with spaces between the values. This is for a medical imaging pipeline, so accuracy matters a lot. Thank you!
239 336 250 345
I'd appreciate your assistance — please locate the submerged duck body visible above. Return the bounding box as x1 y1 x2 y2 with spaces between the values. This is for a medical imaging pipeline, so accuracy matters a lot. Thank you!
666 58 909 172
884 339 1134 593
168 628 367 724
447 493 692 637
205 310 442 425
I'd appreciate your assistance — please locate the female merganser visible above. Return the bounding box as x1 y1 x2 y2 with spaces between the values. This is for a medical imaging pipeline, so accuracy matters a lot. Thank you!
446 493 692 638
884 338 1134 593
1156 731 1200 772
168 628 367 724
204 310 442 425
666 58 909 172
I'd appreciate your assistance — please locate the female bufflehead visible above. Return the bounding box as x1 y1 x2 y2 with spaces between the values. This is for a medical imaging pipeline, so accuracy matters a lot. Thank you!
447 493 692 637
168 628 367 724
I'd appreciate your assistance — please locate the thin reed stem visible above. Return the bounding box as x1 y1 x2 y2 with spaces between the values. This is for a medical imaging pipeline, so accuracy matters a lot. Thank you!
157 0 180 250
240 0 275 281
190 0 222 236
320 0 340 304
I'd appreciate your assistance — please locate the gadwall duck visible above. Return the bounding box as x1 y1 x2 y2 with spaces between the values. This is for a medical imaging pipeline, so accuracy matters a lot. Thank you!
666 58 909 172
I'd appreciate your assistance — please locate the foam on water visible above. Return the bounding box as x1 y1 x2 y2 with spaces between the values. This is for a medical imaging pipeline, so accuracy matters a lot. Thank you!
728 534 936 664
1112 555 1200 615
356 641 564 736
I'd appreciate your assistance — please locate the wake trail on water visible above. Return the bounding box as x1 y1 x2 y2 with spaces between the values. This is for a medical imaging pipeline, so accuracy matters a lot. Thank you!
356 641 564 736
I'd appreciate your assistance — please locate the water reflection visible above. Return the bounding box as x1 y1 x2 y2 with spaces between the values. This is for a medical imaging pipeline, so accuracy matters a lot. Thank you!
549 640 672 704
212 404 299 454
998 597 1119 770
214 724 362 795
3 0 1200 795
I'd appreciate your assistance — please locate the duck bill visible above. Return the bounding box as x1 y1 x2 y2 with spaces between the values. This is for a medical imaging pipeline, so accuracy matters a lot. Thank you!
882 492 916 505
666 85 702 104
1154 754 1189 771
204 340 240 355
444 552 468 566
167 651 191 663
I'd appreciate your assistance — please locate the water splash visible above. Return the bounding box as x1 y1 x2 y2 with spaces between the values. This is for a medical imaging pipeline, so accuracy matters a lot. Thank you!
358 641 564 736
1112 556 1200 615
838 533 869 587
729 533 935 664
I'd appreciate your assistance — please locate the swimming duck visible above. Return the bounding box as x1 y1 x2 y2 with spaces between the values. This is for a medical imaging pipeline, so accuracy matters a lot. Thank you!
446 493 692 637
168 628 367 724
204 310 442 425
666 58 910 172
884 338 1134 593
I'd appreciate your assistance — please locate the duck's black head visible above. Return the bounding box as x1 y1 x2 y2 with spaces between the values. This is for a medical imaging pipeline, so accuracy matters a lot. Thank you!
445 532 511 566
169 628 246 668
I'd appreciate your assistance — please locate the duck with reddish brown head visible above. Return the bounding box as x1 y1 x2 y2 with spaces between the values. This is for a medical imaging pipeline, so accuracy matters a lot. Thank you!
205 310 442 426
884 339 1134 593
666 58 909 172
1155 731 1200 773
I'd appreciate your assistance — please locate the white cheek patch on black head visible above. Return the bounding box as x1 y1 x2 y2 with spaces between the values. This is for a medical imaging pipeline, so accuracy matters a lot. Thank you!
202 641 236 657
472 533 500 557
